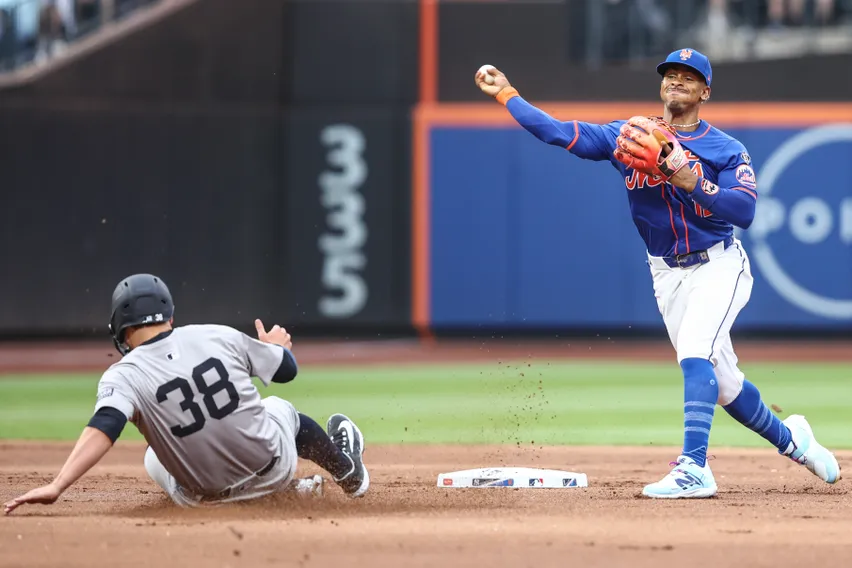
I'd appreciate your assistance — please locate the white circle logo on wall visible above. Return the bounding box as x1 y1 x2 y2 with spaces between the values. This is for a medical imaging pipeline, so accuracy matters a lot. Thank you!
744 124 852 319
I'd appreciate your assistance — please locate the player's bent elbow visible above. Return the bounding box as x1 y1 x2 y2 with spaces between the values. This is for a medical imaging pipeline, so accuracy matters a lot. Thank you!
735 216 754 230
728 197 756 230
271 350 298 384
271 367 296 384
736 206 756 230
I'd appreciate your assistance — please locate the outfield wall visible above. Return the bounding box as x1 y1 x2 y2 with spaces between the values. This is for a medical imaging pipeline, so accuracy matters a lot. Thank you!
413 103 852 333
0 0 416 337
0 0 850 338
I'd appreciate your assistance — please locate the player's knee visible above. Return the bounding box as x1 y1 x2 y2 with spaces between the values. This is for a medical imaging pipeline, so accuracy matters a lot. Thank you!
261 396 300 432
676 348 711 365
143 446 158 475
716 376 744 406
261 395 295 413
143 446 173 493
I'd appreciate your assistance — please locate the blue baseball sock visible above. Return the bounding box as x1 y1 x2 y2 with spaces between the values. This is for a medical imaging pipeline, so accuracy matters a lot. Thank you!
723 380 792 453
681 357 719 467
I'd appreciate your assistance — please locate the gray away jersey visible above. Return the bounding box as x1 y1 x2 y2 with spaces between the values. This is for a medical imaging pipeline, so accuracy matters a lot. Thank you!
94 324 292 496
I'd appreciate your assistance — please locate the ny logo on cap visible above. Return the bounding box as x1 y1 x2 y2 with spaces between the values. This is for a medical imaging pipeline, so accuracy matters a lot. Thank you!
679 49 693 60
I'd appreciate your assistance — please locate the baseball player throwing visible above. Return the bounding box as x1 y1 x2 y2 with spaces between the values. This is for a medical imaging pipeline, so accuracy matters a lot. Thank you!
475 48 840 498
5 274 369 514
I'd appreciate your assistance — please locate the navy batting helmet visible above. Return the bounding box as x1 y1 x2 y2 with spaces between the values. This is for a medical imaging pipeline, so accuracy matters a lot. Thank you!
109 274 175 355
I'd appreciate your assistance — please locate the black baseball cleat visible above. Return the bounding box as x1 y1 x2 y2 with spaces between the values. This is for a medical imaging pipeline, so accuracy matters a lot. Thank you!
326 413 369 498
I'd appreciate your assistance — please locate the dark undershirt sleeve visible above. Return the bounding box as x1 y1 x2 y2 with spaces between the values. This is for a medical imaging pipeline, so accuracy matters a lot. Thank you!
87 406 128 444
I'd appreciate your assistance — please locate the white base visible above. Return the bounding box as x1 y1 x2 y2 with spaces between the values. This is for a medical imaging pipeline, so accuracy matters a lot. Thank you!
437 467 588 489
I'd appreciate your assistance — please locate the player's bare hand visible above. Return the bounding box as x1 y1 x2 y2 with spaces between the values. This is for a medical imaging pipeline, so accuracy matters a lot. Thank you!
255 319 292 350
475 64 511 98
4 483 62 515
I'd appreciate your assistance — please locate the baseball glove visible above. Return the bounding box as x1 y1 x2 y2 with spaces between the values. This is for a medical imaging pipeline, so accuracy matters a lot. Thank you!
613 116 688 182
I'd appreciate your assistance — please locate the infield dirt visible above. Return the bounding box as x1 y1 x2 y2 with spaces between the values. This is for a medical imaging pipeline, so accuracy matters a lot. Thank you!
1 443 850 568
2 338 850 567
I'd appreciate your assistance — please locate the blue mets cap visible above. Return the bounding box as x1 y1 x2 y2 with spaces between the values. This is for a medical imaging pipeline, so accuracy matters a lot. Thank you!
656 48 712 86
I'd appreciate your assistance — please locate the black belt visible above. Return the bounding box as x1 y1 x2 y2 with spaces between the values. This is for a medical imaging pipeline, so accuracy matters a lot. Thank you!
256 455 279 477
196 456 280 502
661 236 734 269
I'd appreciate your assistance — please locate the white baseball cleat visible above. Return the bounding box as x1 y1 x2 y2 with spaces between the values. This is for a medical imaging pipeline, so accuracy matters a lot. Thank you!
642 455 718 499
781 414 841 484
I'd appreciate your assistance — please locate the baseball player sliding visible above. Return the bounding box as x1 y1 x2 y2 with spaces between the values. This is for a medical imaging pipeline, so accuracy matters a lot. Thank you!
475 48 840 498
5 274 369 514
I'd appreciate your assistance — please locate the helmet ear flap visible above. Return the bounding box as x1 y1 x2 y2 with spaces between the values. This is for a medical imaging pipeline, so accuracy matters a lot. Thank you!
108 315 129 355
112 334 130 356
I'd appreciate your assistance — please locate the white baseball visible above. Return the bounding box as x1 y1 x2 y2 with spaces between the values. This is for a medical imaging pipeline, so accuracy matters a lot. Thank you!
478 64 496 85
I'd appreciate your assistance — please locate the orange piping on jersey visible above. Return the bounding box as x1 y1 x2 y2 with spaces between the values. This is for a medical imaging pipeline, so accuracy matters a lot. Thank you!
565 121 580 151
680 202 691 253
732 186 758 200
663 187 679 254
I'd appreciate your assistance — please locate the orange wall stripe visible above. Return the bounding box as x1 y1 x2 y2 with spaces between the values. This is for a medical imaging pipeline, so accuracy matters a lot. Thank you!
412 105 432 333
413 0 438 337
419 0 438 104
417 101 852 127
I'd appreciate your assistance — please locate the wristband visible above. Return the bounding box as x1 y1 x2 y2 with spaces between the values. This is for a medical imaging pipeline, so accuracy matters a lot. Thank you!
496 87 519 106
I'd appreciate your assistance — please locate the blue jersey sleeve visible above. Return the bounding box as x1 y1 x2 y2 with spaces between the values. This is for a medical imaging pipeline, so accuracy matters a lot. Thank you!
503 94 619 162
572 121 622 161
689 140 758 229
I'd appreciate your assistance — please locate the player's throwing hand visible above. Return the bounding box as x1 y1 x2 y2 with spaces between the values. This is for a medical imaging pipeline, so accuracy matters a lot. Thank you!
255 319 292 350
474 65 511 97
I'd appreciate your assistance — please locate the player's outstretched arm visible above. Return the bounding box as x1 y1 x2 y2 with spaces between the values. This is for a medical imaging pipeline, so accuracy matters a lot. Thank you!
475 65 575 147
4 427 114 515
475 65 614 160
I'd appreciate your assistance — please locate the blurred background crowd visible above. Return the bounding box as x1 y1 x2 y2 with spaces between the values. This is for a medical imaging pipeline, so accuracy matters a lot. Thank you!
2 0 850 73
0 0 159 69
589 0 852 65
